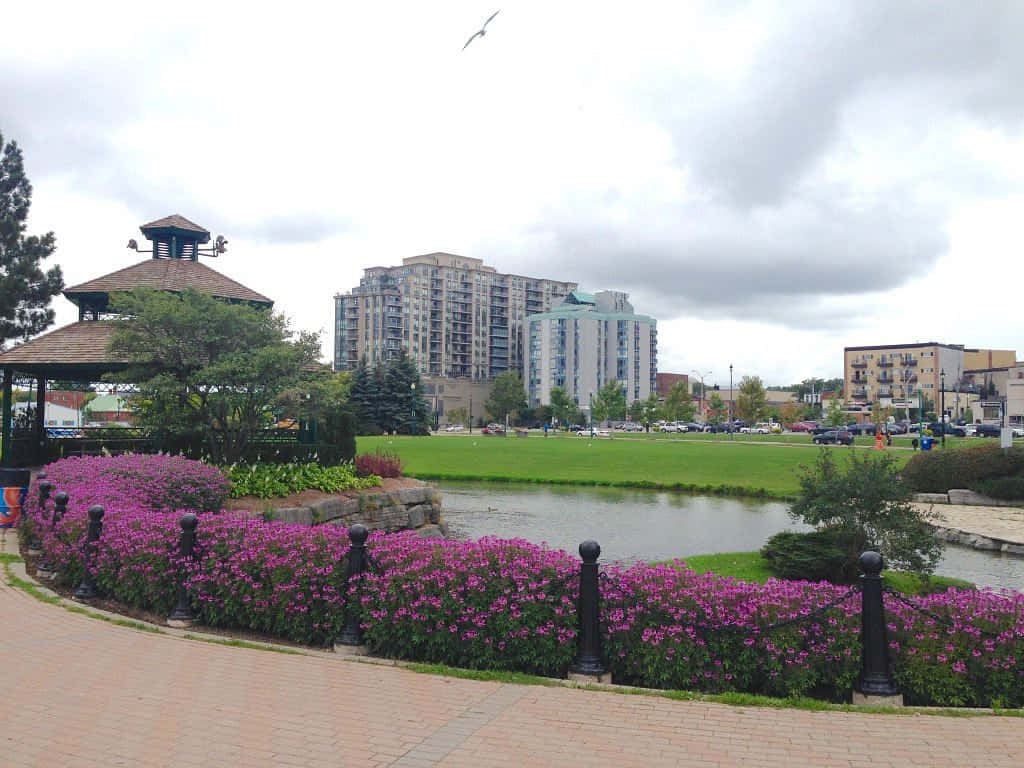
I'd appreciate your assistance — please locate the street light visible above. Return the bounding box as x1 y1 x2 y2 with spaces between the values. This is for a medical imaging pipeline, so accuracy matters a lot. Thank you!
940 369 946 448
729 364 734 440
410 382 417 436
691 369 711 424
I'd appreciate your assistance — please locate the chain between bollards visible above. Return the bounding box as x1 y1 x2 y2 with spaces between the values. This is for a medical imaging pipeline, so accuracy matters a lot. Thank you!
855 550 900 699
168 513 199 627
569 539 608 678
336 524 369 647
72 505 104 600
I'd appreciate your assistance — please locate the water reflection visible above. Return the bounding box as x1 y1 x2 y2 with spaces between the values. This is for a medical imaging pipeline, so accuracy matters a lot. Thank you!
437 481 1023 592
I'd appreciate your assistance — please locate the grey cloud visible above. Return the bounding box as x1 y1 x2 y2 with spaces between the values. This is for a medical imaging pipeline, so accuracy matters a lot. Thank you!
651 1 1024 207
228 214 350 245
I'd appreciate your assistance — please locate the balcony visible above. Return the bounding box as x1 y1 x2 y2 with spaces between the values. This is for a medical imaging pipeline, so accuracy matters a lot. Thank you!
877 374 893 383
852 389 867 399
902 357 918 366
851 361 867 369
877 359 893 368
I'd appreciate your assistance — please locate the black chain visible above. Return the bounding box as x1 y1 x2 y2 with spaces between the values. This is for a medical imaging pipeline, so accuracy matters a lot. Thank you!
364 551 382 576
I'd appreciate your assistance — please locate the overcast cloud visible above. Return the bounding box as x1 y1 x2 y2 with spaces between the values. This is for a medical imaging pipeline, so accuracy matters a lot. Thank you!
2 0 1022 387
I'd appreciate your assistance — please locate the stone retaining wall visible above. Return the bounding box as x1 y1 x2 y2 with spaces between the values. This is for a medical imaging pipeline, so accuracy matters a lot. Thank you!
912 490 1024 508
266 484 448 538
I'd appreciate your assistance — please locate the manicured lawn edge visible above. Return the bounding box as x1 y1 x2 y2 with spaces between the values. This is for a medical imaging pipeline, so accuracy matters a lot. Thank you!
404 471 793 500
401 662 1022 718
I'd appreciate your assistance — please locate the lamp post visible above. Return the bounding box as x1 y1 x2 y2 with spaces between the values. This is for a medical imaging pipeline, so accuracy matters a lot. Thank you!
588 391 594 438
410 382 417 436
940 369 946 448
692 369 711 424
729 364 734 440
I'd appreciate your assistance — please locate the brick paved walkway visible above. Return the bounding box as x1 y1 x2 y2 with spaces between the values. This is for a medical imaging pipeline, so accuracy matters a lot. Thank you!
2 568 1022 767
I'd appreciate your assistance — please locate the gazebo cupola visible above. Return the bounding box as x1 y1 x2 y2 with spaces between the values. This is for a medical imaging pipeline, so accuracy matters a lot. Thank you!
128 214 227 261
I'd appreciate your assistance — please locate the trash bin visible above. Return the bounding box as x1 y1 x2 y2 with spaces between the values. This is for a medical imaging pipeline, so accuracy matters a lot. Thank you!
0 468 31 528
920 436 934 451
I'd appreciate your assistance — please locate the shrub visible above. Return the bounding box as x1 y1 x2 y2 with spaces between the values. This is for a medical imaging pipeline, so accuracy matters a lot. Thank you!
355 450 402 478
760 529 866 584
902 442 1024 494
791 449 941 575
969 475 1024 500
224 461 380 499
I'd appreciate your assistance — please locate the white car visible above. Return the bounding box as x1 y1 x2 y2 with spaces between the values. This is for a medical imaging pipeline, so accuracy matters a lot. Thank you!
444 424 465 432
577 428 610 438
740 426 769 434
1013 426 1024 438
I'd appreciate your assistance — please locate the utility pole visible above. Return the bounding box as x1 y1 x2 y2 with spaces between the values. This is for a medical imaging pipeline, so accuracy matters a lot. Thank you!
729 364 734 440
692 369 711 423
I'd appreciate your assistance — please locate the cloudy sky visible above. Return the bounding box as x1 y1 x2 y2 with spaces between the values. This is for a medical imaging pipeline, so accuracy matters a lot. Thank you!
3 0 1022 387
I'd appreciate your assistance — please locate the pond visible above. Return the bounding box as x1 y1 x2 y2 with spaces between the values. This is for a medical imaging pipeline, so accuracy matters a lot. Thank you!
438 481 1024 592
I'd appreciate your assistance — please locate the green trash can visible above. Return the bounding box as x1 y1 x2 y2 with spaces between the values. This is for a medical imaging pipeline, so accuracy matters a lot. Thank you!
0 468 31 528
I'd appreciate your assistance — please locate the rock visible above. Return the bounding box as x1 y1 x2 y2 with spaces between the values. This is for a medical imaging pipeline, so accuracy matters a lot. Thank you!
309 497 343 523
439 521 450 537
966 534 1000 551
428 504 441 524
913 493 949 504
270 507 313 526
417 524 444 539
406 504 427 529
1001 543 1024 555
396 488 428 505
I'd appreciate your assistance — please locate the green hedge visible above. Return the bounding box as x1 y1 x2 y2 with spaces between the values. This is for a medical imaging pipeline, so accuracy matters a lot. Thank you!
901 442 1024 496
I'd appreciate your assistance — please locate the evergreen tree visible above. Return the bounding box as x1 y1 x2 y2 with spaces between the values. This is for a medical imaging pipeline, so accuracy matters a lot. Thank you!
1 132 64 347
382 350 428 434
349 358 381 433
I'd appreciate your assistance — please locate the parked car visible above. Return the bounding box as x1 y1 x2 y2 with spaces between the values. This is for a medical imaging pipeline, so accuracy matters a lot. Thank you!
1013 426 1024 438
740 425 769 434
928 422 966 437
619 422 643 432
812 430 854 445
883 422 908 434
788 421 816 432
846 422 878 436
685 423 705 432
481 425 505 435
974 423 1000 437
577 428 610 438
811 425 835 435
444 424 465 432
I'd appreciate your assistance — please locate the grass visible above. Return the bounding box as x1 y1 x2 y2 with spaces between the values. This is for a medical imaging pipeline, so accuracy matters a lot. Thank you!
670 550 975 593
359 435 910 498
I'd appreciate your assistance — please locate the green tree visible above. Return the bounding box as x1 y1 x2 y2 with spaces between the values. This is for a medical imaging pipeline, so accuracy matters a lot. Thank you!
485 372 527 424
826 395 846 426
0 132 64 348
736 375 767 422
591 380 627 424
779 401 799 426
107 287 320 463
446 406 468 427
548 386 574 425
381 350 428 434
662 382 695 422
349 358 382 433
707 392 725 425
964 406 974 423
790 449 942 575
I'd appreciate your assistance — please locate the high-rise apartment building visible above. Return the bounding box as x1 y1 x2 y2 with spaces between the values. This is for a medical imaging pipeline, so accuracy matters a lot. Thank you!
526 291 657 413
334 253 576 380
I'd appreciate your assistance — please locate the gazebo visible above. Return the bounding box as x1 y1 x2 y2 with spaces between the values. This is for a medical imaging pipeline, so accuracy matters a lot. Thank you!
0 215 272 467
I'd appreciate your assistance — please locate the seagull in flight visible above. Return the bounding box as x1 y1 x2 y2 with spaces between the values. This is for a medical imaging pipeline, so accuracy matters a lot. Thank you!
462 9 500 51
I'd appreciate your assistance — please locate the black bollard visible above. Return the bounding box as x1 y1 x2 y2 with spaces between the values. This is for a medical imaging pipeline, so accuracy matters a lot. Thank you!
73 505 105 600
569 540 607 678
28 479 53 553
36 489 66 577
855 551 900 698
168 513 199 626
336 524 369 646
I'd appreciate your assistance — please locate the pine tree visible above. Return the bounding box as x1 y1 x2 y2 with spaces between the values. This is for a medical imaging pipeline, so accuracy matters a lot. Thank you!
349 358 381 433
382 350 427 434
1 132 64 347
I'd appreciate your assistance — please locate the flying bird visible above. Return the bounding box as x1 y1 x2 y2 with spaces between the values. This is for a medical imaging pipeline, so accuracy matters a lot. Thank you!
462 9 500 51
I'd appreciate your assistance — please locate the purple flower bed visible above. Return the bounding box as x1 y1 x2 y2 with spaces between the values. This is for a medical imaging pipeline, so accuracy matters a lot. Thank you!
20 455 1024 707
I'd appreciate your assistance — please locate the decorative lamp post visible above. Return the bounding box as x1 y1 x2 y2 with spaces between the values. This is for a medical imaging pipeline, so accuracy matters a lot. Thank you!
692 369 711 424
410 382 417 435
729 364 734 440
940 369 946 448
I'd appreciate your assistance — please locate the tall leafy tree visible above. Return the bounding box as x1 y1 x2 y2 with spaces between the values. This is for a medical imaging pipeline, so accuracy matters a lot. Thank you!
662 382 695 422
485 372 527 424
0 132 64 347
548 385 574 425
107 287 320 462
591 380 627 424
826 394 847 426
707 392 725 425
736 375 768 422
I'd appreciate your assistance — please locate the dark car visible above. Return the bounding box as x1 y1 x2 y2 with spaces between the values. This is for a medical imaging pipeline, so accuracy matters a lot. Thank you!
847 422 878 436
811 425 835 435
812 430 854 445
975 423 1001 437
928 422 966 437
884 422 908 434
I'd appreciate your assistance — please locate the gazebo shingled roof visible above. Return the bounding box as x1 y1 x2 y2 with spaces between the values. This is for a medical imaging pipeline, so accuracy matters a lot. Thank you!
0 322 124 379
64 258 273 309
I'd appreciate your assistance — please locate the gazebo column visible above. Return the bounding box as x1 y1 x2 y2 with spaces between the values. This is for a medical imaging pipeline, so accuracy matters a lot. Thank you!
1 368 12 468
34 376 47 465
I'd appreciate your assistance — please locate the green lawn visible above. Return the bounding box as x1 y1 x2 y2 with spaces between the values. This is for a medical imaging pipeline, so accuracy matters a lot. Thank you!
675 551 974 593
357 434 910 498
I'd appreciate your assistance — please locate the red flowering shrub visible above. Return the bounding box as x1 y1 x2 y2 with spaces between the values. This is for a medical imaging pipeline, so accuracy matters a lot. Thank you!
354 450 402 478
